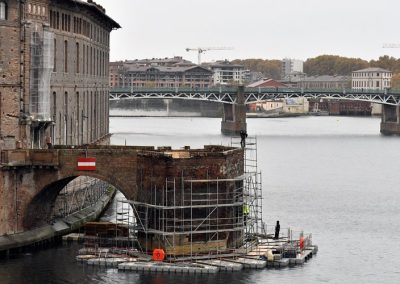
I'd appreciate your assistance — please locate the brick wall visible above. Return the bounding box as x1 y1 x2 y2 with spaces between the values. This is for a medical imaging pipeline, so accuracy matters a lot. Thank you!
0 0 118 151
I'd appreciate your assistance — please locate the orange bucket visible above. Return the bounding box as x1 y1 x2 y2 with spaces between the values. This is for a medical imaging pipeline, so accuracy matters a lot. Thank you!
152 249 165 261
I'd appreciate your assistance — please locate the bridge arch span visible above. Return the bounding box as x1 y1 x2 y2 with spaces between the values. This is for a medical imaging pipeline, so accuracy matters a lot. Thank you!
7 145 244 234
12 146 142 231
23 172 134 230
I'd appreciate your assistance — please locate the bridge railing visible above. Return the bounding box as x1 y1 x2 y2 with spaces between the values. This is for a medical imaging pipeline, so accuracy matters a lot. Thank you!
110 86 400 96
110 86 238 93
240 87 396 94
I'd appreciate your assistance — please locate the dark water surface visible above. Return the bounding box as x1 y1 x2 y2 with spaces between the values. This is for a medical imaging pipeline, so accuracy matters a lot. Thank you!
1 116 399 284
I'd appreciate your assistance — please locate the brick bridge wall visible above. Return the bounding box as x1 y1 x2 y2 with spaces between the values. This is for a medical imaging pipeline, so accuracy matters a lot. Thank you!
0 145 243 237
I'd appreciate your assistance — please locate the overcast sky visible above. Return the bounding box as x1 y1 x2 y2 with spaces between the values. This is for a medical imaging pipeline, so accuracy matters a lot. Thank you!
98 0 400 63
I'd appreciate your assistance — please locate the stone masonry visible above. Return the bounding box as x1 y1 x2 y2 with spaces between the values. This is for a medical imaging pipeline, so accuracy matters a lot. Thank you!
0 145 244 245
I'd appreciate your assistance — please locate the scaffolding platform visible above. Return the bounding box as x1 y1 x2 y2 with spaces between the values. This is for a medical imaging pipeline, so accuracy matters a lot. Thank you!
74 139 317 272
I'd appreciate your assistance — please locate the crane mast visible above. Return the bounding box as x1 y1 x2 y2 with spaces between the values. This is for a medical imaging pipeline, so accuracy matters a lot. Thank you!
185 47 234 64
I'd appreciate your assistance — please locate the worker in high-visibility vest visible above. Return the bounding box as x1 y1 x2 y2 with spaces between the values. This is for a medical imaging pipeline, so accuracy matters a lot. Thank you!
243 204 250 225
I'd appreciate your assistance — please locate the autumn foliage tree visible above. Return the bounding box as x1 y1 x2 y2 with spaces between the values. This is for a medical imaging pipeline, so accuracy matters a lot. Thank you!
232 55 400 87
303 55 369 76
231 59 281 79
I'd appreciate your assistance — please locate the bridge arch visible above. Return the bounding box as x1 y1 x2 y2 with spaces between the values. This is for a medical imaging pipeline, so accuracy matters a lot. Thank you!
23 173 134 230
2 145 245 253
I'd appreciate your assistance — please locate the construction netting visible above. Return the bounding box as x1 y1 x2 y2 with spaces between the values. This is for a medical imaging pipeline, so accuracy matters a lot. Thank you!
29 28 54 121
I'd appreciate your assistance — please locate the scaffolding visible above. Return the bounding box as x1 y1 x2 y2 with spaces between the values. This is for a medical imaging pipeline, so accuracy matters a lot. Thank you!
29 29 54 122
52 177 110 219
231 136 264 252
110 138 263 261
116 175 243 260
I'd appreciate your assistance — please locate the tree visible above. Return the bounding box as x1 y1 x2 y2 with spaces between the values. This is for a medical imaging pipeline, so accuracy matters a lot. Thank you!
304 55 368 76
391 73 400 89
232 59 281 79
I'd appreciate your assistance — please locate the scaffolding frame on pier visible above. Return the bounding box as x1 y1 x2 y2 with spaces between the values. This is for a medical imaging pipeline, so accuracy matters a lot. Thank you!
117 173 245 260
231 136 264 252
108 137 263 261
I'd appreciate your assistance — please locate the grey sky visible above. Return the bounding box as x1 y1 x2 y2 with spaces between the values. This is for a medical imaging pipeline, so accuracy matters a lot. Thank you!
99 0 399 63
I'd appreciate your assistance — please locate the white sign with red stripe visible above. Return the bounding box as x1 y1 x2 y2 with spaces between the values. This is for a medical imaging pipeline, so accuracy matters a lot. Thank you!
77 157 96 171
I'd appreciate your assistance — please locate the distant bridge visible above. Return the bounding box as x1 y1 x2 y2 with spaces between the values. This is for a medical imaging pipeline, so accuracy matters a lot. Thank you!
109 87 400 135
109 87 400 106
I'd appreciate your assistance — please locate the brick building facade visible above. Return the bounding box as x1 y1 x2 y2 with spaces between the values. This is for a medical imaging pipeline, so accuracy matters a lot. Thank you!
0 0 119 150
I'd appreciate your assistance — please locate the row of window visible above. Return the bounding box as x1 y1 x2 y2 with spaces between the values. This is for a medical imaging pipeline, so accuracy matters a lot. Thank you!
109 74 211 80
49 10 109 45
300 83 347 88
28 3 46 17
353 72 391 78
0 2 48 21
52 90 108 145
111 73 211 78
352 80 390 88
110 82 209 88
0 1 7 20
54 39 109 77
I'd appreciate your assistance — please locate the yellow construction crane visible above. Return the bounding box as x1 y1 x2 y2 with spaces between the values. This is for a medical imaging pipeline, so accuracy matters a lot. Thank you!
185 47 234 65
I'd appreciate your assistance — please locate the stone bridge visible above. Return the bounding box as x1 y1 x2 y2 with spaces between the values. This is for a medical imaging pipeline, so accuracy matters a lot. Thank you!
0 145 243 238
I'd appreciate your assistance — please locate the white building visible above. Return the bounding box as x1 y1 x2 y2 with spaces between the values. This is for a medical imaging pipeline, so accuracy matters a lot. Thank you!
351 67 392 90
203 61 250 85
352 67 392 115
281 58 304 80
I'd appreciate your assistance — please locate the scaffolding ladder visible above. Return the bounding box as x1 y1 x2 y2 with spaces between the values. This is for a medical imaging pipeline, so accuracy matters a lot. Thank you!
232 136 263 250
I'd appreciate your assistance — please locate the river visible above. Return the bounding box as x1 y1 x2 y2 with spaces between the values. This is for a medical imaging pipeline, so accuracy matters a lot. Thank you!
1 115 399 283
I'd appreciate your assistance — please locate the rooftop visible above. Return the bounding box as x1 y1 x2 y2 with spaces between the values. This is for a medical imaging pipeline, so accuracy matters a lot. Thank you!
301 75 350 82
247 78 288 88
352 67 391 73
64 0 121 29
124 65 212 73
202 60 244 69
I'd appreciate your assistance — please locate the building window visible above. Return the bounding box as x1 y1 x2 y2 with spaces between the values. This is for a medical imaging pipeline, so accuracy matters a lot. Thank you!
0 1 7 20
64 40 68 73
76 42 80 73
82 45 85 74
56 12 59 29
53 38 57 72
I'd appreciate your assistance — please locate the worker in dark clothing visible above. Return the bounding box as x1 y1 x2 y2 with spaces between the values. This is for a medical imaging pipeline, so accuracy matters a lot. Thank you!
274 220 280 239
240 130 248 148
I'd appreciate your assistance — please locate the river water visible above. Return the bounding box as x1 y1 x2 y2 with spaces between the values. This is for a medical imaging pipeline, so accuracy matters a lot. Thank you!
1 115 400 283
